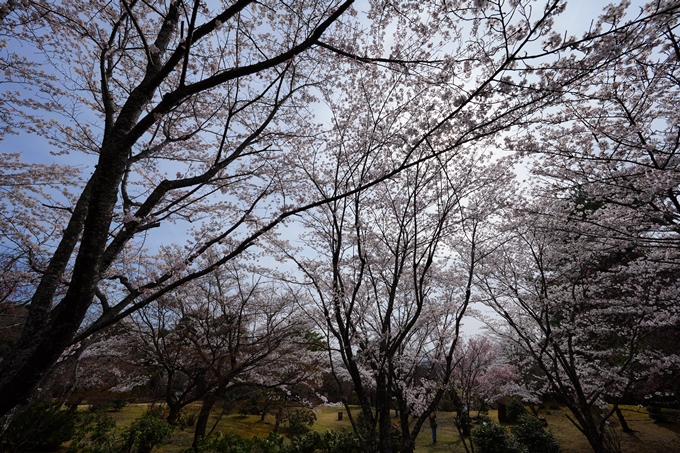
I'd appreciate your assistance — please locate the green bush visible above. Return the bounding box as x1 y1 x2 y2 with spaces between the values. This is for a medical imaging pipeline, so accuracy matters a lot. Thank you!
193 431 361 453
183 412 197 428
111 400 128 412
512 415 561 453
475 402 490 418
0 402 80 452
281 431 361 453
41 405 178 453
506 399 528 424
193 432 283 453
67 410 118 453
283 409 317 438
471 421 522 453
121 407 174 453
320 430 362 453
284 431 324 453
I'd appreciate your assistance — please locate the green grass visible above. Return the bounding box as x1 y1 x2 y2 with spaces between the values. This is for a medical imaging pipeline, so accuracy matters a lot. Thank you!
80 404 680 453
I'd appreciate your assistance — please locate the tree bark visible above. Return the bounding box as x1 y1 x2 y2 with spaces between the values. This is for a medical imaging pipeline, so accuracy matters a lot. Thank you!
193 393 218 450
376 374 393 453
166 403 182 426
615 405 633 433
0 151 126 417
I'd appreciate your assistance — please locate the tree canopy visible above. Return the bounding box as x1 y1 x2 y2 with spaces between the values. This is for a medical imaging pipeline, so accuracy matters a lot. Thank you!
0 2 679 452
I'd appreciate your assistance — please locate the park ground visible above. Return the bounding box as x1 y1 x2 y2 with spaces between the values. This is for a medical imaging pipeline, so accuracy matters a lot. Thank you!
100 404 679 453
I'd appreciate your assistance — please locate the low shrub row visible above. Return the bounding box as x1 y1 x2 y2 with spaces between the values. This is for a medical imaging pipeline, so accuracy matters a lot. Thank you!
0 403 358 453
194 430 361 453
0 404 172 453
471 415 561 453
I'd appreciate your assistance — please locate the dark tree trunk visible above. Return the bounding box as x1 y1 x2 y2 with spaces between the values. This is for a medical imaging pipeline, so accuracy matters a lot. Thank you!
398 406 416 453
0 156 125 418
193 394 218 450
615 405 633 432
259 399 269 421
0 0 186 419
376 374 393 453
564 401 615 453
452 392 471 436
166 403 183 425
273 407 283 433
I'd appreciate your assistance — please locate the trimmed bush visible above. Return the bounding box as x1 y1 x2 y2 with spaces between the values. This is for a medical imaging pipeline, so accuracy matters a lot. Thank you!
512 415 561 453
282 430 361 453
283 409 317 438
194 432 283 453
121 407 174 453
111 400 128 412
646 406 668 422
471 421 522 453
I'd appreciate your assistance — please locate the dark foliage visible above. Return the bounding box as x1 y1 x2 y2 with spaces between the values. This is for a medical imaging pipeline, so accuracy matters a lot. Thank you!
511 415 561 453
0 402 79 452
506 399 528 424
471 421 522 453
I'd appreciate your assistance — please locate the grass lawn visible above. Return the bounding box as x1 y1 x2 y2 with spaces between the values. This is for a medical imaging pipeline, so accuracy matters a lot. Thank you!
98 404 680 453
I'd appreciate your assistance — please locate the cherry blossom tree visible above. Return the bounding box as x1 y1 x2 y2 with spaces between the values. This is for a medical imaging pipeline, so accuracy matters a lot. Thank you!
483 163 680 452
501 0 679 444
479 193 680 453
448 335 519 440
0 0 358 418
478 7 680 451
281 142 514 453
116 262 324 447
1 0 677 421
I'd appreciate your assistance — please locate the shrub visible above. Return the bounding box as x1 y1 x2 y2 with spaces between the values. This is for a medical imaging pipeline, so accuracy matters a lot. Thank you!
193 432 283 453
121 407 174 453
506 399 528 423
354 410 369 438
0 402 80 452
193 430 361 453
283 431 329 453
283 409 317 438
471 421 522 453
69 406 177 453
475 402 490 418
281 430 361 453
67 410 118 453
89 402 114 413
512 415 561 453
321 430 362 453
646 406 668 422
183 412 197 428
111 400 128 412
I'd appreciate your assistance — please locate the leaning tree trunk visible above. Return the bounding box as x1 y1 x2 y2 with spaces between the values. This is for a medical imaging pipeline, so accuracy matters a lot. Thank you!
614 404 632 433
0 1 184 419
193 393 218 448
565 401 616 453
